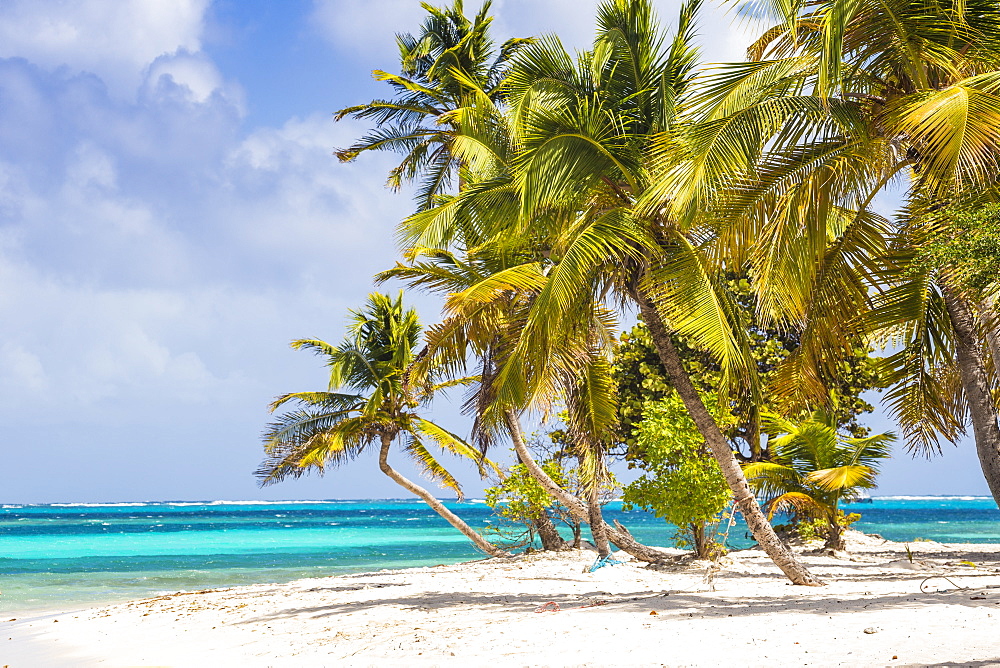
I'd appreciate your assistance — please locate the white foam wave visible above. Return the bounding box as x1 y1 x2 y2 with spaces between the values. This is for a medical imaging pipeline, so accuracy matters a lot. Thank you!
48 502 149 507
873 495 992 501
176 500 334 506
35 499 340 508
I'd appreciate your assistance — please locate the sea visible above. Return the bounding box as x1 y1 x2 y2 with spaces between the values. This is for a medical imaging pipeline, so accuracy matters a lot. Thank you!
2 496 998 615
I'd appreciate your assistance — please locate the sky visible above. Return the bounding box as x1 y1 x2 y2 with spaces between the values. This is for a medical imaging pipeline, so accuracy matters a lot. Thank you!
0 0 990 503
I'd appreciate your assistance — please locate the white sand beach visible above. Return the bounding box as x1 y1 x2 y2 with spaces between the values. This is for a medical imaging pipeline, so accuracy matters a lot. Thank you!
5 532 1000 667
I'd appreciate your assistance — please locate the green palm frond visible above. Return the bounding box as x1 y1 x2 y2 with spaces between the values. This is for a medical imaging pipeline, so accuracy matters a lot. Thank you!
403 435 464 498
766 491 833 521
865 256 968 454
743 461 803 500
565 353 619 452
372 69 451 105
642 231 759 403
805 464 876 491
445 262 548 313
267 391 364 413
262 408 361 452
885 82 1000 192
412 416 501 478
258 414 371 485
750 410 894 511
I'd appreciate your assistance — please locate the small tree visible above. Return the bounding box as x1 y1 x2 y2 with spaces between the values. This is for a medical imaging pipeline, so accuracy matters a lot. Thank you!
744 411 895 551
613 277 883 462
485 459 573 550
257 292 506 557
485 430 617 551
622 394 734 559
913 202 1000 293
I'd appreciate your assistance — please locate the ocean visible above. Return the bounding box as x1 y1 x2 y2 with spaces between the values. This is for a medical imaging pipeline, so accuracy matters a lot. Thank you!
2 496 998 615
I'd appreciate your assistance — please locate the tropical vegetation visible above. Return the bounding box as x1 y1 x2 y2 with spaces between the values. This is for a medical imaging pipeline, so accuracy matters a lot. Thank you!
622 393 734 559
744 412 895 551
259 0 1000 584
334 0 532 210
484 428 618 551
257 292 506 557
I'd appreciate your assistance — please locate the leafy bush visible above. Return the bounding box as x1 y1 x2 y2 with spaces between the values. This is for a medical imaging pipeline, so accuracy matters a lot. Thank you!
622 394 734 559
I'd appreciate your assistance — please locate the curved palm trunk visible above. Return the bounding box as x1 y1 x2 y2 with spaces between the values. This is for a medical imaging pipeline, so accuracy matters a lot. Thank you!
979 298 1000 371
503 412 677 562
637 298 822 586
586 468 612 558
825 509 846 551
530 496 567 551
943 288 1000 507
378 434 508 557
507 414 566 551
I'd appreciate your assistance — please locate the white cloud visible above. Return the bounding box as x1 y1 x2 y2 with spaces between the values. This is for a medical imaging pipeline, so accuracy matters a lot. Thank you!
0 57 412 428
0 343 48 393
143 51 242 110
493 0 766 61
493 0 600 50
311 0 429 61
691 0 771 63
313 0 767 78
221 114 408 268
0 0 210 97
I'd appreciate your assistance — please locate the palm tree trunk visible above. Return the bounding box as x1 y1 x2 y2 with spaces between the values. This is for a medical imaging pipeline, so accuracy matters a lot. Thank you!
979 298 1000 374
943 288 1000 507
586 470 612 558
637 298 822 586
825 513 846 551
503 412 676 562
532 506 566 551
378 434 508 557
506 413 566 551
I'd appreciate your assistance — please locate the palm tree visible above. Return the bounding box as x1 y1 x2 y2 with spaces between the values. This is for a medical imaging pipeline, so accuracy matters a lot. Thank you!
402 0 821 583
677 0 1000 503
380 246 653 559
744 412 894 550
332 0 666 562
503 0 823 583
379 247 568 551
257 292 507 557
872 203 1000 504
334 0 532 210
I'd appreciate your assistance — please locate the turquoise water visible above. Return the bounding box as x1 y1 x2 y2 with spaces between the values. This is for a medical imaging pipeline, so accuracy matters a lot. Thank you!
844 496 1000 543
2 497 997 615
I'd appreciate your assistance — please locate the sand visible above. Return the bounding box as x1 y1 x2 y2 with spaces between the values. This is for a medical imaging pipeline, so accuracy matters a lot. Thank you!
4 531 1000 667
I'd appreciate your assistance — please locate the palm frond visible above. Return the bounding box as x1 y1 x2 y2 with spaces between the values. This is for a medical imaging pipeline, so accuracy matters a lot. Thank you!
403 434 464 498
805 464 876 491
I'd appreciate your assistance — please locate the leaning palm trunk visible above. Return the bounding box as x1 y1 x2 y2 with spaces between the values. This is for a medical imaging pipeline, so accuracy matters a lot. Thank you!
942 288 1000 507
825 511 846 551
378 434 508 557
586 470 612 558
637 299 822 586
507 416 566 550
979 298 1000 370
503 412 677 562
530 500 566 551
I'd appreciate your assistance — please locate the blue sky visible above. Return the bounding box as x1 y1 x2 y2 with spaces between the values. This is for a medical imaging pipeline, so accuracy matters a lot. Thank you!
0 0 989 503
